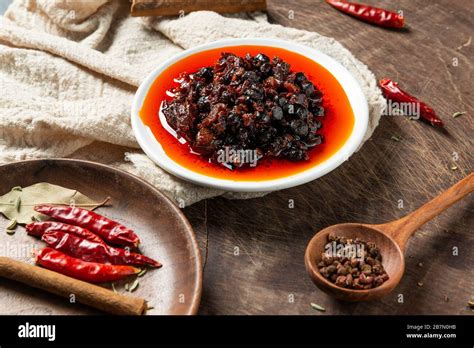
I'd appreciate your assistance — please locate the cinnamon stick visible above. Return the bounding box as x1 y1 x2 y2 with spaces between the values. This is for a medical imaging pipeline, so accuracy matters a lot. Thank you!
131 0 267 17
0 257 147 315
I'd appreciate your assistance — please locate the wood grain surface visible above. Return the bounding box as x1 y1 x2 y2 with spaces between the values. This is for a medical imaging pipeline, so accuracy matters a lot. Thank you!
183 0 473 314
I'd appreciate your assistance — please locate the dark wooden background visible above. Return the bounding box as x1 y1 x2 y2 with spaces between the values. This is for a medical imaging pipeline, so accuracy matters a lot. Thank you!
183 0 473 315
0 0 470 315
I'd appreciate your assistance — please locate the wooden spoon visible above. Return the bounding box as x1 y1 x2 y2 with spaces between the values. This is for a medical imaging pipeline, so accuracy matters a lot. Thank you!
305 173 473 302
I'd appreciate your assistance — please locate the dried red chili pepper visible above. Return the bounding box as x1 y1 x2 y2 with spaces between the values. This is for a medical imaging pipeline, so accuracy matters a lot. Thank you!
325 0 404 29
34 205 140 248
26 221 105 245
36 247 140 283
42 231 161 268
379 78 444 127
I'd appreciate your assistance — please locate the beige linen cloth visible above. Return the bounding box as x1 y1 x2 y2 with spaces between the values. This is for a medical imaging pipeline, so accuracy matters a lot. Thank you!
0 1 385 206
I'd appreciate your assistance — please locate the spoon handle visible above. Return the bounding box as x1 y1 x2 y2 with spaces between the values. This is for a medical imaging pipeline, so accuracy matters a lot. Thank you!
378 172 474 250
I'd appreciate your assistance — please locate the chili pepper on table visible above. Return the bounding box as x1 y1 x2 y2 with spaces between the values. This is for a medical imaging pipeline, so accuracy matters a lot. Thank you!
325 0 404 29
35 247 140 283
379 78 444 127
26 221 105 245
42 231 161 268
34 205 140 248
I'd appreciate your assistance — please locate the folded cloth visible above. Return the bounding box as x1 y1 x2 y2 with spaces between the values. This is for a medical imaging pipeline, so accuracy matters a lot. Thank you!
0 0 385 206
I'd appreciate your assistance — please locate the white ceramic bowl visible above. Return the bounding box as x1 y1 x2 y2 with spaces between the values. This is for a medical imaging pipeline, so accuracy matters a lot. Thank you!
131 38 368 192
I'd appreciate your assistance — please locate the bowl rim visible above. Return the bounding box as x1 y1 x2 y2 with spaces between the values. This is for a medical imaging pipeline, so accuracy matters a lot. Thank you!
131 38 369 192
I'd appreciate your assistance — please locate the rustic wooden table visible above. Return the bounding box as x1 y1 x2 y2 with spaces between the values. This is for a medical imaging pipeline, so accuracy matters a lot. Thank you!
183 0 473 315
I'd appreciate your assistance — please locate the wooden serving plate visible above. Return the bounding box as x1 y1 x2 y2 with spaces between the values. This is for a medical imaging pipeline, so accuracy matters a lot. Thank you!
0 159 202 315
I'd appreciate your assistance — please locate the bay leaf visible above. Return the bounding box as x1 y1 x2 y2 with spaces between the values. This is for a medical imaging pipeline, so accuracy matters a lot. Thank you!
0 183 106 225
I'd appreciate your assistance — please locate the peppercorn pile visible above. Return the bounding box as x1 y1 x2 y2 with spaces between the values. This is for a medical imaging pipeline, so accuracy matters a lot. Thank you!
318 234 389 289
162 53 325 167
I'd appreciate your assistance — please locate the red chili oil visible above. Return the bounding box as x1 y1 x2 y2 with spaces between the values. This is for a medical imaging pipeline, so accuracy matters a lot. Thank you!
139 45 355 181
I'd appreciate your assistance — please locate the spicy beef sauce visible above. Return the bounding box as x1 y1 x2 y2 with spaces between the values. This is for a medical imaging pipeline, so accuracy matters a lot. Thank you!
139 46 355 181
